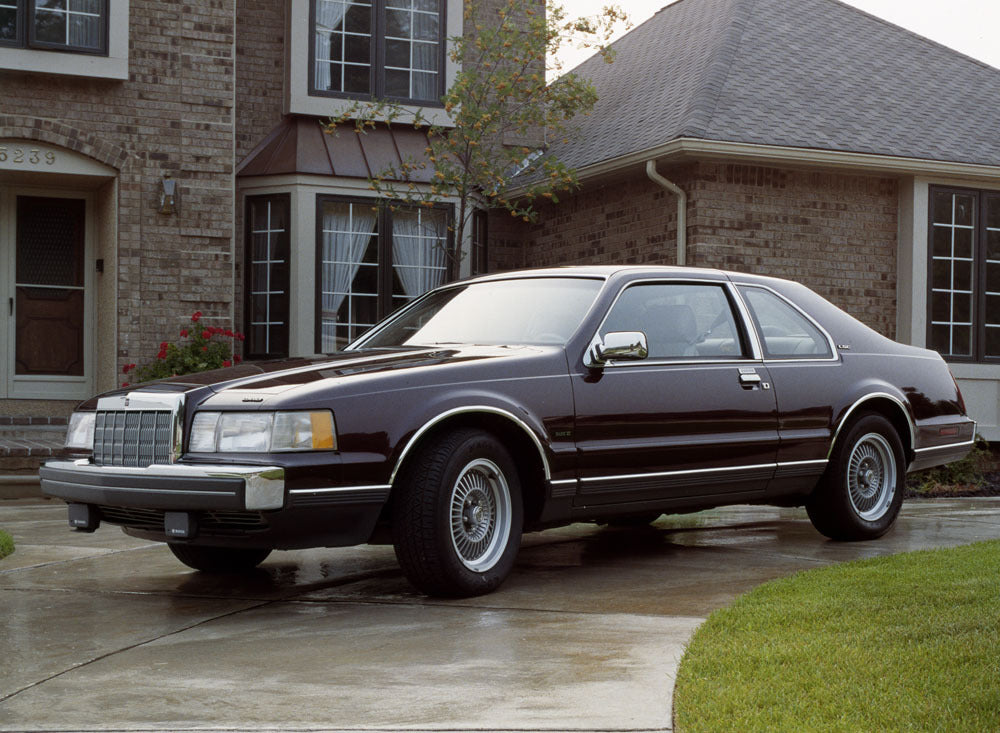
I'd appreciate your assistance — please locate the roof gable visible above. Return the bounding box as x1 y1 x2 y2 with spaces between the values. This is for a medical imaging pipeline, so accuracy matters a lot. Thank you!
552 0 1000 171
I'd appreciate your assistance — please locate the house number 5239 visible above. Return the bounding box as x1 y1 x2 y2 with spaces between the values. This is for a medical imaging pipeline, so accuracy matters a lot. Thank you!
0 147 57 165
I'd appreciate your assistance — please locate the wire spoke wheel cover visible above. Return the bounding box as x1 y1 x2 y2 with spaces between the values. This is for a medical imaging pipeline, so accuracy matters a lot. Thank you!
449 458 512 572
846 432 896 521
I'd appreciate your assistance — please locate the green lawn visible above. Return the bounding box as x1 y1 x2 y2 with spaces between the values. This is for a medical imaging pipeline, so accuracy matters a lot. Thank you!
674 541 1000 732
0 529 13 560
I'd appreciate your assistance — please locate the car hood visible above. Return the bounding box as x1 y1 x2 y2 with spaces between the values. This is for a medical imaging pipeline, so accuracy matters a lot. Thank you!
81 345 564 409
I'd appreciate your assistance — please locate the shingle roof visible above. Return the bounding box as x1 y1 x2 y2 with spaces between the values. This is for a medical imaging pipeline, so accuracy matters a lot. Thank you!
550 0 1000 171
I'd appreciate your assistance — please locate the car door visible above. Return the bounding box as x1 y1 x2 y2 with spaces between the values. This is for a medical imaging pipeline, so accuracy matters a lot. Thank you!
735 283 842 495
570 279 779 507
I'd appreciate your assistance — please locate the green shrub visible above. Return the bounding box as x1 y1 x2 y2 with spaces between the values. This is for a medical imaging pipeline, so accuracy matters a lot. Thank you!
0 529 13 560
123 311 245 386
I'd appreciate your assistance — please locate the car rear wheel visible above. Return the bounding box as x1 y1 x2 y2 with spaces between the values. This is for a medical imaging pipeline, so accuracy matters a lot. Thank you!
392 428 524 597
168 544 271 573
807 414 904 541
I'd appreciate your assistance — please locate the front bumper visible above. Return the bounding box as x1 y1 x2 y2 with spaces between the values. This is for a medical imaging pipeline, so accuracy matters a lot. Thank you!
40 459 285 511
39 459 391 549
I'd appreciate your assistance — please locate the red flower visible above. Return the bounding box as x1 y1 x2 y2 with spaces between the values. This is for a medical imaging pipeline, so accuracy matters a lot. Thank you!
202 346 208 352
160 341 168 350
180 329 189 338
122 364 131 374
223 360 232 368
122 382 129 387
201 330 211 340
191 311 202 323
225 329 234 338
157 350 167 360
234 355 242 364
236 332 245 342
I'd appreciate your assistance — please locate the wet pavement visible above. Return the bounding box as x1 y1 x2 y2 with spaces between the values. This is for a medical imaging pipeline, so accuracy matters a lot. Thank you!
3 496 1000 732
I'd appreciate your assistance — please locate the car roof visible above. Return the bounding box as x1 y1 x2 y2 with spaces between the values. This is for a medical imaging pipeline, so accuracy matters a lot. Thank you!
465 265 729 283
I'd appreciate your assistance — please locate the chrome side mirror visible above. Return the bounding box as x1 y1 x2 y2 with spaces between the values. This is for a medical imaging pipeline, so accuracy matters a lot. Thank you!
586 331 649 368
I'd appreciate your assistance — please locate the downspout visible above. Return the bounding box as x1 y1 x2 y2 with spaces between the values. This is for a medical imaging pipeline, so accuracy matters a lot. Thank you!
645 159 687 266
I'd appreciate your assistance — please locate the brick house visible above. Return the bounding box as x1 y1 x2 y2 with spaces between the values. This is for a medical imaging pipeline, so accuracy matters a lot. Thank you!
490 0 1000 439
0 0 480 434
2 0 1000 448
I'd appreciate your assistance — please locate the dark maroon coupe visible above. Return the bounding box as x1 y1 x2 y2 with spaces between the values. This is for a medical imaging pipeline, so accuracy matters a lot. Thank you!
41 267 976 596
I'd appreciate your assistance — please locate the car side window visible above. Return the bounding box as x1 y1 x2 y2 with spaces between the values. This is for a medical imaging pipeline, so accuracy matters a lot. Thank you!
739 286 833 359
600 283 747 359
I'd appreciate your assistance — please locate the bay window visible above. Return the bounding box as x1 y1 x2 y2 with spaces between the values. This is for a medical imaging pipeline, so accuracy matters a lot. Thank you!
317 196 452 351
928 186 1000 362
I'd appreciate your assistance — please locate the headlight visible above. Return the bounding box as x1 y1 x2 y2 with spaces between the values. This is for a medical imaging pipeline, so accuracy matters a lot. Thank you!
65 412 96 450
189 411 336 453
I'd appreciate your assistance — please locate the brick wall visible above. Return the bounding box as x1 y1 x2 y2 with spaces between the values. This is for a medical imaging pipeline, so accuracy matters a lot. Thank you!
489 169 688 271
691 163 898 337
492 161 899 337
0 0 241 380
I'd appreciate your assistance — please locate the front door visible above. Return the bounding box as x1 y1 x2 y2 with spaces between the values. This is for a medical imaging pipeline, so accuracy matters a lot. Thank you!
1 190 92 400
571 280 780 508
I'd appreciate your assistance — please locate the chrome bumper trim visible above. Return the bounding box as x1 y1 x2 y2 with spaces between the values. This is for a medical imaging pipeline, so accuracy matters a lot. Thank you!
288 484 391 495
42 459 285 511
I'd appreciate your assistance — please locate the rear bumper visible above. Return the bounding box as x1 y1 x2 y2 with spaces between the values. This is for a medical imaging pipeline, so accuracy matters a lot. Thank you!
908 419 978 473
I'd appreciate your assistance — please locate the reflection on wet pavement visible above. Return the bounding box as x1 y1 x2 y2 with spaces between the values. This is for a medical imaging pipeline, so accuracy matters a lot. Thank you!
2 497 1000 731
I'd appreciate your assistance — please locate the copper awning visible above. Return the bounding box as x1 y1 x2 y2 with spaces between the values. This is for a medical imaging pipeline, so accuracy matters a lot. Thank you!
236 116 434 182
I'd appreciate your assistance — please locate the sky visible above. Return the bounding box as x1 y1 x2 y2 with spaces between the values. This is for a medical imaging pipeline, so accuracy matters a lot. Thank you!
554 0 1000 73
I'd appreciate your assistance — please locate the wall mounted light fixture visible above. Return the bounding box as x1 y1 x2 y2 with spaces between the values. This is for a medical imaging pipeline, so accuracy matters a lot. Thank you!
159 175 177 215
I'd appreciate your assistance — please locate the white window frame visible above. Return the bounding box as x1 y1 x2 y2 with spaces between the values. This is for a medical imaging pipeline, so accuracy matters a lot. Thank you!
898 176 1000 441
287 0 461 126
0 0 127 80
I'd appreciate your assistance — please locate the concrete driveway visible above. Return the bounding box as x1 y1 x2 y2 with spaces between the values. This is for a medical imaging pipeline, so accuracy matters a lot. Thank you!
3 497 1000 732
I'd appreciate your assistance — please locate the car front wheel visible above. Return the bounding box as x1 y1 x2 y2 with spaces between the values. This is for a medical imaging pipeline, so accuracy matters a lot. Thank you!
392 428 524 597
807 414 904 541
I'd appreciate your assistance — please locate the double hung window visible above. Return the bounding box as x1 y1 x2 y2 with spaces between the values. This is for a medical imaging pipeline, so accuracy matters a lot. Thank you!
0 0 107 54
245 195 291 359
311 0 444 104
317 196 452 351
928 186 1000 362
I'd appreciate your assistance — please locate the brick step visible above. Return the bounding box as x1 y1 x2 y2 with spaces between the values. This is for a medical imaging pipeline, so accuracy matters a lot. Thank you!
0 419 68 499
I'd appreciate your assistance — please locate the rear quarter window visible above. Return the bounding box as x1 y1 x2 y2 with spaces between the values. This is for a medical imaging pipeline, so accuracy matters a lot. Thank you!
739 286 833 359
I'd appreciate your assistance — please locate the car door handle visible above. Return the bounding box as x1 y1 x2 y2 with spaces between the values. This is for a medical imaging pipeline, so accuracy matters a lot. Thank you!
739 372 762 387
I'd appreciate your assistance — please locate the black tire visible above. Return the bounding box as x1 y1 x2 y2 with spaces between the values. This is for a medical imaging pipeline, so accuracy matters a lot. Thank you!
392 428 524 597
807 414 904 541
168 544 271 573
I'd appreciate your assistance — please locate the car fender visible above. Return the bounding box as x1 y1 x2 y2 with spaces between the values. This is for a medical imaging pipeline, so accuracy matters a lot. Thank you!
828 386 916 459
387 395 556 487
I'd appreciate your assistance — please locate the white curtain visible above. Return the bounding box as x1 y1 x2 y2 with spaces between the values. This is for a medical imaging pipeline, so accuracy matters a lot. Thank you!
321 204 376 351
392 209 447 298
314 1 348 91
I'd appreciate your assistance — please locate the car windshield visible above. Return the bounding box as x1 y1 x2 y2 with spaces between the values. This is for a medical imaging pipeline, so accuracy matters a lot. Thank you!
353 277 604 348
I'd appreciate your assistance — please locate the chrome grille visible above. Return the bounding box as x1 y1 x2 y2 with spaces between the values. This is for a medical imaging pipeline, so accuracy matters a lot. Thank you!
93 410 175 467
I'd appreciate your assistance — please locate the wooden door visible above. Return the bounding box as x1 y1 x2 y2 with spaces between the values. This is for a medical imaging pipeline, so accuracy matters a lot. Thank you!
14 196 86 377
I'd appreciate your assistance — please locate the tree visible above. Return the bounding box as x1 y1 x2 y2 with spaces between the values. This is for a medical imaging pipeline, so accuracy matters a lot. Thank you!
324 0 629 270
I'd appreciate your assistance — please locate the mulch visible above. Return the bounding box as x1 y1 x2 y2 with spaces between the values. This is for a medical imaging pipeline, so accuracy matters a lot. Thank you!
905 471 1000 499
